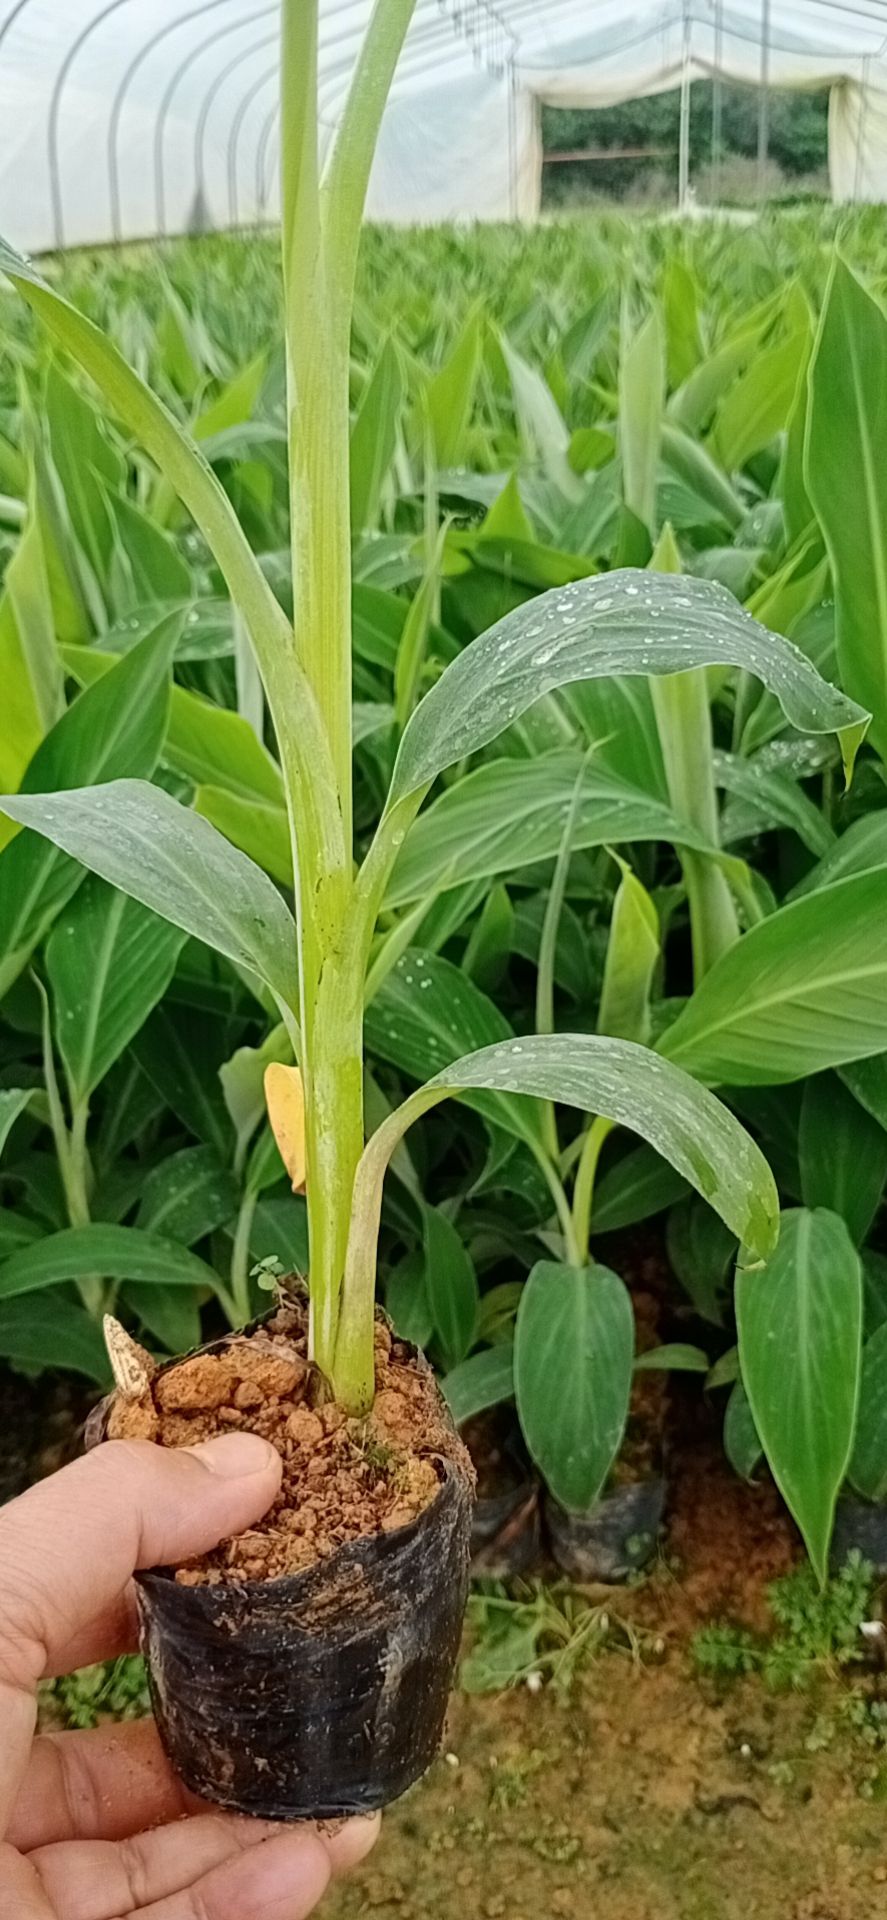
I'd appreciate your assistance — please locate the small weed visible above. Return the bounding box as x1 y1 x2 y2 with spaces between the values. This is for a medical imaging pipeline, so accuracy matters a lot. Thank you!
692 1553 875 1691
488 1747 546 1811
41 1656 150 1730
461 1579 659 1697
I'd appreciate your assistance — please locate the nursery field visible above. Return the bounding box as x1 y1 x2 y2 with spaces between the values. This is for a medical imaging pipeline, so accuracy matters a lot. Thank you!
9 201 887 1909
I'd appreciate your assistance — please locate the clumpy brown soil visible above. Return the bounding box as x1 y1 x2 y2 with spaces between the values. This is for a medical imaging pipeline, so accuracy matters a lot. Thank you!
107 1302 468 1586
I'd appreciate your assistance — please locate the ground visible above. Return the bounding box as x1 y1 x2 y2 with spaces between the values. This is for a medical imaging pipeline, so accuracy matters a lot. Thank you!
328 1409 887 1920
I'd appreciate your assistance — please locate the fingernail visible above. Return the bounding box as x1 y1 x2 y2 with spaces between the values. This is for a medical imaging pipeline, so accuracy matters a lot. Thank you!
187 1433 279 1478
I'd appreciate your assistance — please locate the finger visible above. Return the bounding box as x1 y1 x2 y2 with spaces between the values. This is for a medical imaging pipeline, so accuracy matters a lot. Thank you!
0 1435 282 1687
27 1811 378 1920
0 1842 54 1919
0 1436 281 1830
8 1721 195 1851
49 1583 140 1678
139 1829 333 1920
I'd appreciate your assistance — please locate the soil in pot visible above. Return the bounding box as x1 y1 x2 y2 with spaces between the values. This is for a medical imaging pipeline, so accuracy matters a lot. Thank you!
101 1296 475 1819
461 1406 541 1578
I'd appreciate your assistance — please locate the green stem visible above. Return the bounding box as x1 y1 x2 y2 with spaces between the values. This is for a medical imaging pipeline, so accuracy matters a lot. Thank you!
528 1141 582 1266
279 0 418 1409
650 668 740 982
571 1116 613 1266
230 1185 260 1325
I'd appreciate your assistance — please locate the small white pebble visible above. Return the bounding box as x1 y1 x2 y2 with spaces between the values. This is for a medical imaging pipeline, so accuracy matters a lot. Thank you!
444 1751 460 1769
525 1671 544 1694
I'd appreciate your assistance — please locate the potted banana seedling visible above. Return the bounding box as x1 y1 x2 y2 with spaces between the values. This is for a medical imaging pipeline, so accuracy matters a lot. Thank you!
0 0 867 1820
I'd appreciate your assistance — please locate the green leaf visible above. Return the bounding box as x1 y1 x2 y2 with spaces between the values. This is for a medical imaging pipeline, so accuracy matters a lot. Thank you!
194 787 293 886
597 857 659 1046
0 1090 32 1158
423 1205 479 1370
799 1072 887 1245
737 1208 862 1579
365 949 546 1149
0 1292 110 1382
0 613 180 993
0 779 299 1013
620 308 664 534
500 333 583 503
384 750 719 908
420 1034 778 1261
0 507 62 799
136 1145 237 1244
350 337 403 531
249 1192 309 1273
724 1382 763 1482
123 1284 201 1357
132 1006 233 1157
384 1249 433 1349
807 259 887 761
635 1343 709 1373
667 1197 735 1326
0 1224 227 1301
848 1324 887 1503
715 331 807 471
790 814 887 901
661 869 887 1086
46 878 186 1105
442 1341 515 1427
426 310 483 467
515 1260 634 1511
390 572 868 808
591 1144 689 1234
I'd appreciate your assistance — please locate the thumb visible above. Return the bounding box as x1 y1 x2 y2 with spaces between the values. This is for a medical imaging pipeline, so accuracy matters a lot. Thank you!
0 1434 281 1691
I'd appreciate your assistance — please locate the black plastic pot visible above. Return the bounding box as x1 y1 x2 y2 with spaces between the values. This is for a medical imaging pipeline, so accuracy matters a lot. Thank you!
471 1481 542 1578
831 1494 887 1576
544 1476 666 1584
88 1321 474 1820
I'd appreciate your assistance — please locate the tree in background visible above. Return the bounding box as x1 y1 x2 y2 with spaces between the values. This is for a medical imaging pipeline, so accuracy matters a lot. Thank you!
542 84 829 204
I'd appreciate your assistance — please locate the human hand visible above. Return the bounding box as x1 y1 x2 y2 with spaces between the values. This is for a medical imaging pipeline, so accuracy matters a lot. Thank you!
0 1433 379 1918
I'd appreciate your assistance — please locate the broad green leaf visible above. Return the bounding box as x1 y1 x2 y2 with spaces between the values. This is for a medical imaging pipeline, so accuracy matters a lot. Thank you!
620 308 664 534
423 1205 479 1370
385 1249 433 1349
132 1006 233 1157
0 779 299 1013
106 491 192 612
841 1053 887 1134
799 1072 887 1245
715 750 835 859
737 1207 862 1579
44 361 124 589
62 644 285 804
365 949 546 1149
667 1197 735 1326
480 472 535 544
661 869 887 1085
248 1191 309 1272
123 1284 201 1356
0 614 180 993
405 1032 779 1260
789 813 887 901
385 751 719 908
390 572 868 808
46 879 186 1105
500 333 583 503
0 1090 32 1159
515 1260 634 1511
426 310 483 467
442 1341 515 1427
194 788 292 886
591 1144 689 1234
597 858 659 1045
0 1224 227 1301
0 1293 109 1382
724 1381 763 1482
634 1343 709 1373
715 330 807 471
849 1324 887 1503
136 1145 237 1244
350 338 403 531
807 259 887 760
0 507 62 801
863 1249 887 1339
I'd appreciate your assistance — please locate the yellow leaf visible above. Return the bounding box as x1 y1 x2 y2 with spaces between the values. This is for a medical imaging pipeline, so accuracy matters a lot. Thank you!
264 1063 307 1192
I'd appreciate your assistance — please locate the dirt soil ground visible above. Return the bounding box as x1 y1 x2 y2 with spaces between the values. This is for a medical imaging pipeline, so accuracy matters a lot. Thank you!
329 1403 887 1920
